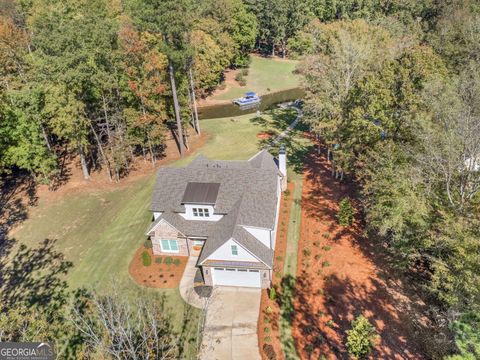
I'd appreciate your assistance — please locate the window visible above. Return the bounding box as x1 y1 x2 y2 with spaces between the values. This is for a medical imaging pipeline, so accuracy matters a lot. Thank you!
160 239 179 253
192 208 210 217
193 240 204 246
231 245 238 256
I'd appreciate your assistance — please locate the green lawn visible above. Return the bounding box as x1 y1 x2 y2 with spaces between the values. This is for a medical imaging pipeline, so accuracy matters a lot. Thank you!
10 107 301 358
213 56 300 101
279 122 313 360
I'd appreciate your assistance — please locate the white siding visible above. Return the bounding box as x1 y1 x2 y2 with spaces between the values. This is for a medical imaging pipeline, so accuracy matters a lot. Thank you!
242 226 271 248
207 239 259 262
153 212 162 220
180 204 223 221
271 176 282 248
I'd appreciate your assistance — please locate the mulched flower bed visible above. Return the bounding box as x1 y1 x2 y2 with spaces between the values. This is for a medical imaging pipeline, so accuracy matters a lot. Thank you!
292 145 426 359
258 181 295 360
257 131 275 139
129 247 187 289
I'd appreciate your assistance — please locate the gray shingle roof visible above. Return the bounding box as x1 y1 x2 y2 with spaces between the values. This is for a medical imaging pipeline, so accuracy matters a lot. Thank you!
149 151 280 268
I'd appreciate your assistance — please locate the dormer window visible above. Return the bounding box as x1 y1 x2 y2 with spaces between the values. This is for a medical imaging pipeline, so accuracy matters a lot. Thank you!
193 208 210 217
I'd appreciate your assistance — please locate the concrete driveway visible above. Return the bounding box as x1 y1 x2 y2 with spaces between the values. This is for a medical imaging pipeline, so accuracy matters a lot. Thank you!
199 286 262 360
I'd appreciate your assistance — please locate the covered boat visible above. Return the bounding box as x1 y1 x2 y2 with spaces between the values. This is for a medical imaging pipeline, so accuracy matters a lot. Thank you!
233 91 261 106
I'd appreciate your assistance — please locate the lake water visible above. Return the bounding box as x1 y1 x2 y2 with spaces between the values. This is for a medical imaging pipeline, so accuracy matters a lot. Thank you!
198 87 305 120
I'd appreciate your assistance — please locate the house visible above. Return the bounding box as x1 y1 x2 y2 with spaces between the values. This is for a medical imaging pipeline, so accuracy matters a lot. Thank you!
146 147 287 288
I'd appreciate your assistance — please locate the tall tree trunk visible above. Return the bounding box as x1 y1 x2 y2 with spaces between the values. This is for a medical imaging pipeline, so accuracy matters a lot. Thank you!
183 126 189 149
90 122 112 182
282 39 286 58
40 123 52 152
168 59 185 156
189 65 200 135
147 134 155 166
77 142 90 180
272 42 275 57
102 93 116 173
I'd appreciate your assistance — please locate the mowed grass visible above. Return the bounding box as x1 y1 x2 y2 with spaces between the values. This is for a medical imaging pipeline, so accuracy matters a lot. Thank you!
9 108 298 357
213 56 300 101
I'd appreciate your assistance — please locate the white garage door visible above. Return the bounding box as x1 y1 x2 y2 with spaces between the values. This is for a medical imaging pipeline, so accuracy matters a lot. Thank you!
212 268 261 288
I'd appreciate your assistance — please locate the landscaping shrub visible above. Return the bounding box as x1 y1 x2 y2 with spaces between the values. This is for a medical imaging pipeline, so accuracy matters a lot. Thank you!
155 257 162 264
322 261 330 268
303 248 311 257
264 326 271 334
235 72 247 86
144 239 152 248
337 197 355 226
314 254 321 261
240 68 248 77
322 245 332 251
322 232 331 239
284 189 291 197
173 258 181 266
263 344 276 360
142 251 151 266
264 336 272 343
314 240 320 247
164 257 173 265
276 255 283 261
326 319 335 328
265 306 273 314
269 287 276 300
346 315 378 359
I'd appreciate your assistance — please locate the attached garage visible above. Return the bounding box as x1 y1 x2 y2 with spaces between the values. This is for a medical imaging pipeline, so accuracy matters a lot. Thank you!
212 267 261 288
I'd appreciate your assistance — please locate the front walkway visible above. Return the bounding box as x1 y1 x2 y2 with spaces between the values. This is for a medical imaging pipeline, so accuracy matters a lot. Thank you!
199 287 262 360
179 257 205 309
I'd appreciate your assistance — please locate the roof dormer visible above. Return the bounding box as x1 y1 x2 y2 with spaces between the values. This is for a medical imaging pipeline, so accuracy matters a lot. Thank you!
180 182 223 221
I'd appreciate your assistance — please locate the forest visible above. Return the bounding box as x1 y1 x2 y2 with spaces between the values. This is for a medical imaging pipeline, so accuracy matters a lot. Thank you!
1 0 480 358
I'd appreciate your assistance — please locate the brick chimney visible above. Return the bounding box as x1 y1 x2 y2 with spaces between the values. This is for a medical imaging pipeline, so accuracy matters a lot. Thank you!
279 145 287 191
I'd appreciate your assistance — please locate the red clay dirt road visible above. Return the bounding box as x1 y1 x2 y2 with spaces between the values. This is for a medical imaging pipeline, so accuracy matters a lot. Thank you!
292 145 429 359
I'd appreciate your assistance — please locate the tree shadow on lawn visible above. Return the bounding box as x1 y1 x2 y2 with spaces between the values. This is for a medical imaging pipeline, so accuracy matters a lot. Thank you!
254 121 313 175
250 107 298 131
0 238 73 313
0 172 37 243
